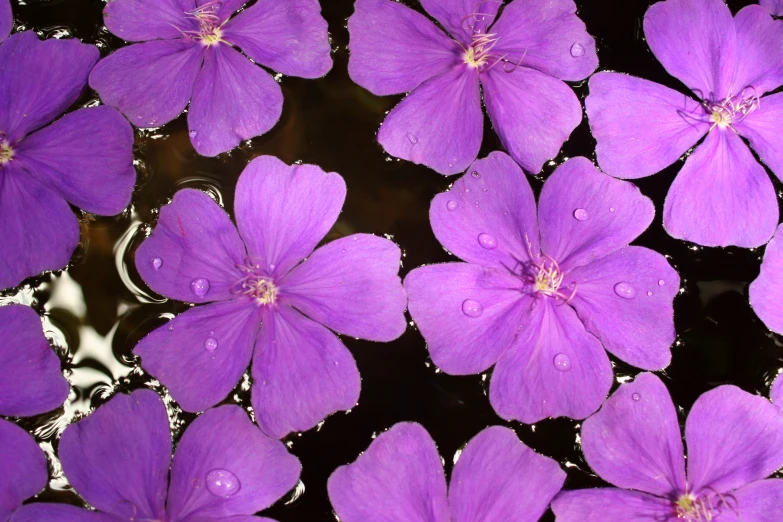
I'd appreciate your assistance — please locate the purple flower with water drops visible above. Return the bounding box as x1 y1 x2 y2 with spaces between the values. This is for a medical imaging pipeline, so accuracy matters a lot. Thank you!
10 388 300 522
0 418 49 522
551 372 783 522
405 152 679 423
347 0 597 176
587 0 783 248
0 31 135 290
133 155 407 439
760 0 783 16
90 0 332 157
328 422 565 521
749 224 783 335
0 0 11 43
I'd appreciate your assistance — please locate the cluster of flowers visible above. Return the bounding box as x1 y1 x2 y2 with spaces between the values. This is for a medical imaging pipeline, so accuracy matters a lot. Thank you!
1 0 783 520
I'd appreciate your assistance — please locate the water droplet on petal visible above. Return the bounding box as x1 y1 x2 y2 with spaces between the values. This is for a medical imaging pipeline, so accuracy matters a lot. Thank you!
614 282 637 299
189 130 198 138
191 278 210 298
471 171 481 179
574 208 589 221
269 264 276 271
570 42 585 57
406 132 418 144
447 200 458 211
151 257 162 270
167 324 175 332
204 337 218 351
478 233 497 249
658 279 666 286
553 353 571 372
206 469 241 498
647 291 653 296
609 207 616 213
462 299 483 318
632 393 641 402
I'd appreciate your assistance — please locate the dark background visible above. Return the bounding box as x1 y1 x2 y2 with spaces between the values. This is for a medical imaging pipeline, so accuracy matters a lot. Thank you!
4 0 782 520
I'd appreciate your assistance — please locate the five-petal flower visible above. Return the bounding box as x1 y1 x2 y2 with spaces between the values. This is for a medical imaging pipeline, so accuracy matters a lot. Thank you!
328 422 565 522
405 152 679 423
134 155 407 438
552 372 783 522
347 0 597 175
90 0 333 157
10 389 301 522
586 0 783 247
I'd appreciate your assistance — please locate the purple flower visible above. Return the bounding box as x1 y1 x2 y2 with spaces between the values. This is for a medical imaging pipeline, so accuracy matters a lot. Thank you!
552 372 783 522
90 0 332 157
586 0 783 248
760 0 783 16
133 156 407 438
0 32 136 290
405 152 679 423
347 0 597 176
749 224 783 335
10 389 300 522
0 305 69 417
0 418 48 522
328 422 565 521
0 0 10 43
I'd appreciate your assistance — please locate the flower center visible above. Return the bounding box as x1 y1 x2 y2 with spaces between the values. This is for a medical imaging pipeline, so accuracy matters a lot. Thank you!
233 259 278 306
0 133 13 165
673 491 739 521
182 0 224 46
704 86 760 130
526 254 577 302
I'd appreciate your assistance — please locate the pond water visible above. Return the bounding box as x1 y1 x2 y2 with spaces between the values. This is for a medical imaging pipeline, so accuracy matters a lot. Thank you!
3 0 782 520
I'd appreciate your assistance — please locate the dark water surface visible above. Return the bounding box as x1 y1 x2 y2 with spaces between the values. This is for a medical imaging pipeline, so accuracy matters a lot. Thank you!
4 0 782 519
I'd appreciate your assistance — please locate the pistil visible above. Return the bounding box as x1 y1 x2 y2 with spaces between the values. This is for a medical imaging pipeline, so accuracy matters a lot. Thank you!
704 86 760 130
0 136 13 165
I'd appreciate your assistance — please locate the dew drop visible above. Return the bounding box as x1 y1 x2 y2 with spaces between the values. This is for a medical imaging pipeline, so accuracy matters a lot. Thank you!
189 130 198 138
658 279 666 286
553 353 571 372
447 200 458 211
632 393 641 402
609 207 616 213
167 324 175 332
614 282 637 299
570 42 585 57
151 257 162 271
478 233 497 249
206 469 241 498
462 299 483 318
471 171 481 179
204 337 218 352
191 278 210 298
647 291 653 296
573 208 589 221
406 132 418 144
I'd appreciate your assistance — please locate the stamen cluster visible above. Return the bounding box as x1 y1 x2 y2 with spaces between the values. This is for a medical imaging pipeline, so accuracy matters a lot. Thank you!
459 1 525 72
180 0 224 45
525 254 577 304
673 490 739 521
704 86 760 130
0 133 12 165
233 258 278 306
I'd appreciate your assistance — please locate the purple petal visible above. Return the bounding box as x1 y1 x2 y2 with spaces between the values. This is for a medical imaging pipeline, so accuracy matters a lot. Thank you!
89 39 203 128
134 300 260 413
429 151 540 269
233 156 345 278
0 163 79 290
378 64 482 176
643 0 736 99
187 43 282 157
760 0 783 16
222 0 332 78
489 298 613 423
346 0 458 96
732 6 783 96
281 234 407 342
251 305 360 439
0 31 98 141
59 390 171 521
11 504 122 522
194 0 246 24
749 224 783 335
103 0 198 42
489 0 597 81
735 92 783 183
586 72 709 179
481 65 581 174
0 0 10 42
327 423 450 522
166 405 300 520
14 106 134 215
0 418 47 522
449 426 565 522
685 384 783 494
538 157 654 272
419 0 499 45
718 479 783 522
404 263 529 375
580 373 687 496
0 304 68 417
772 373 783 406
663 129 778 248
564 246 679 370
135 189 247 304
551 488 675 522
